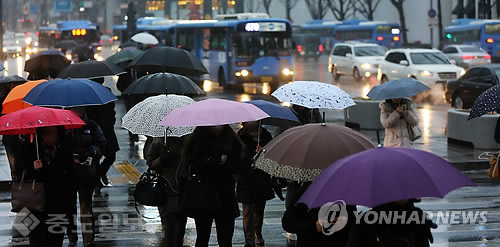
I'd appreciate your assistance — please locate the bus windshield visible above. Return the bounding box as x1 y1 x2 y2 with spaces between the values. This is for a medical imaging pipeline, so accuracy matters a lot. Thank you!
485 23 500 34
354 46 386 56
410 52 450 64
235 33 293 58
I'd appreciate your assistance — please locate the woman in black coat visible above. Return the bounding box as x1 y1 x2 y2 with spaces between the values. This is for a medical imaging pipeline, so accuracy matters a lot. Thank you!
183 125 243 247
237 121 275 247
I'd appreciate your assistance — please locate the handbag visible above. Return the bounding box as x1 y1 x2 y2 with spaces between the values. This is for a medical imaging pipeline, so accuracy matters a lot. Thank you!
181 176 221 217
11 170 46 213
407 123 422 142
488 152 500 180
133 168 168 207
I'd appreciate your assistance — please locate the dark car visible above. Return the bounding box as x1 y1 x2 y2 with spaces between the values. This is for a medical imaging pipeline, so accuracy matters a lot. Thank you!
293 33 323 61
445 64 500 109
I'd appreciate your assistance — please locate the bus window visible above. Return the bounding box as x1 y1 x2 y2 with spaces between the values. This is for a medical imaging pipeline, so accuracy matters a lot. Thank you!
336 30 373 41
236 34 292 58
177 29 195 51
203 28 210 50
485 24 500 34
376 25 399 34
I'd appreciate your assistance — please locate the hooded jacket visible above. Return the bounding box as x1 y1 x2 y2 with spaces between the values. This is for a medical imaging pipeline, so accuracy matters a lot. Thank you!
379 100 419 148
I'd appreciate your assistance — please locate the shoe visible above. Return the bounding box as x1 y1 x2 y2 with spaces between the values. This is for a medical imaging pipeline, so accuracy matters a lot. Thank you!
100 176 112 187
256 239 265 246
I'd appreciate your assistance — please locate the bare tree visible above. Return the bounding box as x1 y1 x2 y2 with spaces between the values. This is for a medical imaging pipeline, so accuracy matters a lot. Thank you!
247 0 262 12
305 0 330 19
328 0 355 21
279 0 300 22
389 0 408 44
262 0 273 14
353 0 381 21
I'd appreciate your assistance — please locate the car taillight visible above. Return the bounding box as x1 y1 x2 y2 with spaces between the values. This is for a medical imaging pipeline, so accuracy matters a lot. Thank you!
236 61 252 67
484 54 492 59
318 44 323 52
487 38 494 43
297 45 303 52
462 55 474 59
393 36 400 41
377 36 384 41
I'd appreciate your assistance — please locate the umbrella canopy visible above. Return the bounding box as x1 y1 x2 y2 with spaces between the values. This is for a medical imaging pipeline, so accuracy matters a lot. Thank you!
272 81 355 109
127 47 208 76
245 100 300 126
0 75 27 84
122 94 195 137
159 98 269 127
57 60 125 79
106 48 143 67
298 147 475 208
122 72 205 96
23 79 117 108
2 80 47 114
468 84 500 120
255 123 376 181
367 78 430 100
58 40 78 50
24 49 71 74
0 106 85 135
131 32 159 45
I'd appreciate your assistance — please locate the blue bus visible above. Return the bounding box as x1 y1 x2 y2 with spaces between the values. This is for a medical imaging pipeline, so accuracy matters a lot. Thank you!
56 20 100 46
172 17 294 89
443 19 500 62
300 20 402 50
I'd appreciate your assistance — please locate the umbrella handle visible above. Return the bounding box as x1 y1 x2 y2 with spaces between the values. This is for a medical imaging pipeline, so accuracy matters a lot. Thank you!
35 131 40 160
257 121 261 148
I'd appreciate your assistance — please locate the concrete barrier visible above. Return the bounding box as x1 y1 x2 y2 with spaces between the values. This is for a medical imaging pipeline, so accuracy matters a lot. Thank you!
447 109 500 150
344 98 384 143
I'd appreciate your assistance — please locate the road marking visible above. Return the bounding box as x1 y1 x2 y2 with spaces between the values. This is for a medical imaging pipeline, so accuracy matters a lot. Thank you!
109 161 141 184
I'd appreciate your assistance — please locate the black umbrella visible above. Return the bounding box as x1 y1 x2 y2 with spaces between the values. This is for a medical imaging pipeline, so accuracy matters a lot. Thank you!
57 60 125 79
127 47 208 76
122 72 205 96
0 75 27 84
58 40 78 50
24 50 71 77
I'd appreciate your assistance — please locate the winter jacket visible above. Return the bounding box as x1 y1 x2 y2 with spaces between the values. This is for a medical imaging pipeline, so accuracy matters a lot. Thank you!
236 127 275 203
379 100 419 148
86 94 120 155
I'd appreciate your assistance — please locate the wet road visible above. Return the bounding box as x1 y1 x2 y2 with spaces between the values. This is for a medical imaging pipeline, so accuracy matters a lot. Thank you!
0 49 498 246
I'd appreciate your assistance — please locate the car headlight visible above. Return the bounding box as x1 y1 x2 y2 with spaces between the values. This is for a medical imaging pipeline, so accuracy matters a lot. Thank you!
360 63 371 69
32 48 38 53
93 53 100 60
66 54 72 60
16 47 22 52
459 69 466 76
282 68 293 76
2 48 6 52
97 46 102 52
25 48 31 53
419 70 433 77
25 37 32 45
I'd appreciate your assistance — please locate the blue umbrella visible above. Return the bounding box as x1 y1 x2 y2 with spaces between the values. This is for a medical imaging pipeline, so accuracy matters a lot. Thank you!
245 100 300 126
23 79 117 108
468 84 500 120
367 78 430 100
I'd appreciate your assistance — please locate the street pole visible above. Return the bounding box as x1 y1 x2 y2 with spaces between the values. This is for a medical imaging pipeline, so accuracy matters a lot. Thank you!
430 0 434 48
476 0 479 18
0 0 3 60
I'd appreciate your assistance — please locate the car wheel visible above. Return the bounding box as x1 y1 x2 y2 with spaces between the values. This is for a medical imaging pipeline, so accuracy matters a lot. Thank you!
353 67 361 82
453 96 464 109
381 75 389 84
332 66 340 81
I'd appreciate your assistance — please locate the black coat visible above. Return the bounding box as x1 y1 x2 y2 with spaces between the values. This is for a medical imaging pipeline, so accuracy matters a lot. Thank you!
282 203 356 247
86 99 120 154
347 203 435 247
236 127 275 203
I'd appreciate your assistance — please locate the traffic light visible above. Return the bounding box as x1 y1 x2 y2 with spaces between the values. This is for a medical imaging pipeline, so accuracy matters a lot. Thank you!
127 2 137 37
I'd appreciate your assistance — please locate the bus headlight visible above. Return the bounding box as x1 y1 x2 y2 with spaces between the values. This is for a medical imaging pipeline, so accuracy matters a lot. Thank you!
282 68 293 76
459 69 466 76
360 63 371 69
236 70 250 77
419 70 433 77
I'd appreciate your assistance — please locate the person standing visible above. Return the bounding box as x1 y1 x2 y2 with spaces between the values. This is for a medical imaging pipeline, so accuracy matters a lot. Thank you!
237 121 275 247
379 98 419 148
183 125 243 247
66 107 106 247
146 136 188 247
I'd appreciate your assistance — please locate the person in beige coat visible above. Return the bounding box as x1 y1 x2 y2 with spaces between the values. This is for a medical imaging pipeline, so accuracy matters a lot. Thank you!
379 98 419 148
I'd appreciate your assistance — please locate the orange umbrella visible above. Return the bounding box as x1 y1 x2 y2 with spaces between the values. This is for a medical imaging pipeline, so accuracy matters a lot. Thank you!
2 80 47 114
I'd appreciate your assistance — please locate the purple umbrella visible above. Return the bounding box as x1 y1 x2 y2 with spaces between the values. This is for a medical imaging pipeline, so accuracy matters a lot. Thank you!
159 98 270 127
299 147 475 208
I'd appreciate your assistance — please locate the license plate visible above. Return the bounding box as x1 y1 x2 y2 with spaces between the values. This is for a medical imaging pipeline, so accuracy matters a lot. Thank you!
261 76 273 82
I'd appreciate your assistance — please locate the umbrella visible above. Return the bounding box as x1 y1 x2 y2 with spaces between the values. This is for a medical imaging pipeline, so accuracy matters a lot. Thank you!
23 79 117 108
24 50 71 75
122 95 195 137
131 32 159 45
367 78 430 100
298 147 475 208
120 41 140 50
272 81 355 109
159 98 269 127
0 106 85 135
2 80 47 114
127 47 208 76
122 72 205 96
106 49 143 67
58 40 78 50
245 100 300 126
57 60 125 79
254 123 376 181
468 84 500 120
0 75 27 84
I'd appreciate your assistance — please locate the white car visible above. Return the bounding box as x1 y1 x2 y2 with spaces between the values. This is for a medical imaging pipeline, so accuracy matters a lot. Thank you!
328 42 386 81
377 48 465 86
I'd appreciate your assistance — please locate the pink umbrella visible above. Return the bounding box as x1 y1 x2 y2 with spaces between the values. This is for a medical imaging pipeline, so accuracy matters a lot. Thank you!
159 98 270 127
